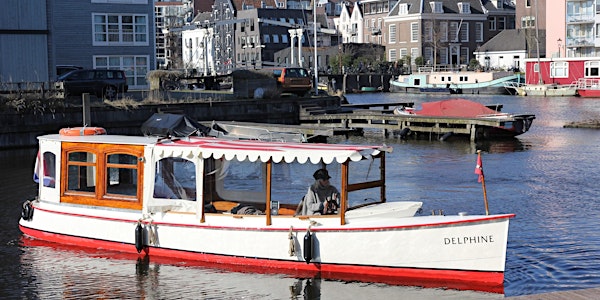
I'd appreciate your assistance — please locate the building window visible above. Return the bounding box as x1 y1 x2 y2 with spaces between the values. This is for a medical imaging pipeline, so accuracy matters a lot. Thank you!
460 23 469 42
475 22 483 42
521 16 536 29
585 61 600 77
94 55 149 88
424 47 433 64
400 48 408 60
411 48 419 63
498 17 506 30
489 17 497 31
399 4 409 14
424 22 433 42
389 24 397 43
461 47 469 64
440 47 448 64
389 49 398 61
450 22 459 42
430 1 443 13
92 14 148 46
440 22 448 42
458 3 471 14
411 22 419 42
551 61 569 78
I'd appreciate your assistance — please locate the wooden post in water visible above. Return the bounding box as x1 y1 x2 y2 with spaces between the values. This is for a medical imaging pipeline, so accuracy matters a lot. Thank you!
82 93 91 126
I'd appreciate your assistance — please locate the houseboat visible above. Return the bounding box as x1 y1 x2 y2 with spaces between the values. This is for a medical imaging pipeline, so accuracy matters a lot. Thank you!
19 118 514 293
389 68 521 95
520 57 600 97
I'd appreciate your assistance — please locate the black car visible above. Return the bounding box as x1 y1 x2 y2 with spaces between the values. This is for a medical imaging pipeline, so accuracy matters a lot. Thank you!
55 69 128 100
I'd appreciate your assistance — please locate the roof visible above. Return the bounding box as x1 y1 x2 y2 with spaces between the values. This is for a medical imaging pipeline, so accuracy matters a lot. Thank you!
158 137 390 164
39 134 390 164
231 0 277 10
477 29 527 52
393 0 486 15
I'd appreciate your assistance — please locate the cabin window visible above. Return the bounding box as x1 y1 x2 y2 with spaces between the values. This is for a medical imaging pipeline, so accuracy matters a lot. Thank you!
347 155 383 207
105 153 139 198
550 61 569 78
35 151 57 188
44 152 56 188
153 157 196 200
584 61 600 77
61 143 144 210
67 151 97 194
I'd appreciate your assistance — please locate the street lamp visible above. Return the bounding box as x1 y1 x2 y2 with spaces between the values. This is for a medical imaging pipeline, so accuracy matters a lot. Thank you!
557 38 562 58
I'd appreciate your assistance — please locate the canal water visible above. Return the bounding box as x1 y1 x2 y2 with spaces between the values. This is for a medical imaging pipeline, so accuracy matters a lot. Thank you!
2 93 600 298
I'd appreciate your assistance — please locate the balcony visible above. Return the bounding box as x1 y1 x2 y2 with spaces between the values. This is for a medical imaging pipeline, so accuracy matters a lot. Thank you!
566 37 595 47
566 13 595 24
370 27 381 35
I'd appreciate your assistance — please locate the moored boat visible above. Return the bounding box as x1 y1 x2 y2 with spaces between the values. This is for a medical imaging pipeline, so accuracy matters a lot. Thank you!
576 78 600 98
517 83 577 97
393 99 535 139
389 68 521 95
19 119 514 293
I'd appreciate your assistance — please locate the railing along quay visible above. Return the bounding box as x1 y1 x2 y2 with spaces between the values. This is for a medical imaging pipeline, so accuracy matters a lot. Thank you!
299 102 514 141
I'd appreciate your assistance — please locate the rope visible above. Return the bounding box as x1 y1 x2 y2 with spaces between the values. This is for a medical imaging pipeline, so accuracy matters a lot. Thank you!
147 219 156 245
288 226 295 256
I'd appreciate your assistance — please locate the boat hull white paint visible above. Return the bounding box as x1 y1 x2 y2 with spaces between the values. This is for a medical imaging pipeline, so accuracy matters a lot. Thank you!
20 200 511 273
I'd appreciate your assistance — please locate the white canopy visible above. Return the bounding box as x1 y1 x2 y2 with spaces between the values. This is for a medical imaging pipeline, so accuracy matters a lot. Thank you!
155 137 391 164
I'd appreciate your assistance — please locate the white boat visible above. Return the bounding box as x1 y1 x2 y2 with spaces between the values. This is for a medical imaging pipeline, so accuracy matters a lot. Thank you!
515 83 578 97
390 68 522 95
19 122 514 293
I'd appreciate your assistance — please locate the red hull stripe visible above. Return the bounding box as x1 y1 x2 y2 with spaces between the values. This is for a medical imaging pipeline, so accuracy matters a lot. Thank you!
19 225 504 293
32 205 514 232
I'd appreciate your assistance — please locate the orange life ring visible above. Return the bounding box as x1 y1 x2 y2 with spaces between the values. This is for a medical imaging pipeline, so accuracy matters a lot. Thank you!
59 127 107 136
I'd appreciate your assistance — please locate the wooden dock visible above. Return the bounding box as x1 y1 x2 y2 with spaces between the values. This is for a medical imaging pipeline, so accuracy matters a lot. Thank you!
300 102 517 141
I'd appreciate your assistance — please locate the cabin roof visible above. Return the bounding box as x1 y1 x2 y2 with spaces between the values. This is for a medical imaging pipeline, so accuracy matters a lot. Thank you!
39 134 389 164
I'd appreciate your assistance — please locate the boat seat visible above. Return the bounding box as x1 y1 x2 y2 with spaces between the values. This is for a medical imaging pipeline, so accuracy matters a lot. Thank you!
277 207 296 215
211 200 239 212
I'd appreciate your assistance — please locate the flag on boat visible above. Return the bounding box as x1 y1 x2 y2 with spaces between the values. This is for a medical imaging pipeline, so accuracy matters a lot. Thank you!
475 152 484 183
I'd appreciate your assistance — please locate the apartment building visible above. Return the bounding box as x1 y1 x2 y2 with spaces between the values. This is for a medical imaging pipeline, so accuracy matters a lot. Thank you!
50 0 155 89
338 2 364 43
383 0 514 67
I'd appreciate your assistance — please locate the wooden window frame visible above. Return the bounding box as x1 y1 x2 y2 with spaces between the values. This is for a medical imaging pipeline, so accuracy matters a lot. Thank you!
61 142 144 210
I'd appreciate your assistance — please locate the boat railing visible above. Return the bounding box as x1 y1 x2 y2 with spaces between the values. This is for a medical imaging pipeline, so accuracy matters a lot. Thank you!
416 65 461 73
576 78 600 89
503 81 525 89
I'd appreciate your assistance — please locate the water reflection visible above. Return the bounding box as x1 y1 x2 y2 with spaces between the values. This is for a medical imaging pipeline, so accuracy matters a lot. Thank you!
20 237 500 300
475 138 530 153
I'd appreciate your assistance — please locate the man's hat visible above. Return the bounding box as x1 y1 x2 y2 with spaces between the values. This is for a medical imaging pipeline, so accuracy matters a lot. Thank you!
313 168 331 180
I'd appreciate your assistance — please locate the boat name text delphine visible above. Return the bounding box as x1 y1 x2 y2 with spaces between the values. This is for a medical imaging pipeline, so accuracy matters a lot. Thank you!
444 235 494 245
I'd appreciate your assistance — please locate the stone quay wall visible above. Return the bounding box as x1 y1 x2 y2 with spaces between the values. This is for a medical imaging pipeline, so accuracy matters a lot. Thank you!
0 96 342 149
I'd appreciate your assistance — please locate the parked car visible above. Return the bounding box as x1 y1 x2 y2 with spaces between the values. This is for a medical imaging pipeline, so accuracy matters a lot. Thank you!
55 69 128 100
56 65 83 77
264 67 312 96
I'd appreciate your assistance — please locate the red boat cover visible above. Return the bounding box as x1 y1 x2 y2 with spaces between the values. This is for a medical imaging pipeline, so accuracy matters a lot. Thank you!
414 99 498 117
